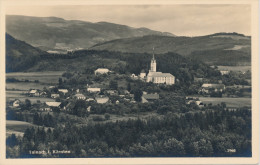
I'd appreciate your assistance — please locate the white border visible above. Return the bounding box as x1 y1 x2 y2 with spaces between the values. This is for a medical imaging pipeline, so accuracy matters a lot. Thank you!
0 0 259 164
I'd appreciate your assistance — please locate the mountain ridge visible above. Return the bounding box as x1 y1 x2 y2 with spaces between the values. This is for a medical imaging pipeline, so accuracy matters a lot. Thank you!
6 15 176 51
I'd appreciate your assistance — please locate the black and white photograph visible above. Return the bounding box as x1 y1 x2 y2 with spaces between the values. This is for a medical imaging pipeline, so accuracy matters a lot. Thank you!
0 0 259 164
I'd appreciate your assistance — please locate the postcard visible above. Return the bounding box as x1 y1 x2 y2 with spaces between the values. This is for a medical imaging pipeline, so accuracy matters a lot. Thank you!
0 0 259 164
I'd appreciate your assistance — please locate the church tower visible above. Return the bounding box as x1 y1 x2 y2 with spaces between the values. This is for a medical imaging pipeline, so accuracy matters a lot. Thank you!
150 48 156 72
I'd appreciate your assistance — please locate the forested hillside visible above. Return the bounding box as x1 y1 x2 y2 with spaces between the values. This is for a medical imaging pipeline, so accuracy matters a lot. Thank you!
6 33 47 72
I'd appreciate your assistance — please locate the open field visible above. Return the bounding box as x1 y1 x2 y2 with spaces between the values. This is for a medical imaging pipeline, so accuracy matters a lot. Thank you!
6 82 48 90
6 91 55 103
6 71 63 84
217 66 251 72
6 120 53 137
198 97 251 108
6 120 35 137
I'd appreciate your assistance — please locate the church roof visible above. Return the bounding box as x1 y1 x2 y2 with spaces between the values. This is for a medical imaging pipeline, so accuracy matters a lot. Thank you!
147 72 174 78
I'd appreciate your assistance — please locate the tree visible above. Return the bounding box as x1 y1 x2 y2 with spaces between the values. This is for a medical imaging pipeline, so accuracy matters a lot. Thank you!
105 113 110 120
109 80 118 90
134 89 143 102
127 82 131 92
25 99 31 109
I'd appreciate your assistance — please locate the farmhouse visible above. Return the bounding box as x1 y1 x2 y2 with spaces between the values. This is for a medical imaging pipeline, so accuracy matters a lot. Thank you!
95 96 109 104
41 102 61 111
29 89 40 97
58 89 68 94
51 94 60 98
87 87 101 93
12 99 21 107
95 68 110 75
220 70 230 75
142 93 159 103
201 83 225 93
74 93 86 100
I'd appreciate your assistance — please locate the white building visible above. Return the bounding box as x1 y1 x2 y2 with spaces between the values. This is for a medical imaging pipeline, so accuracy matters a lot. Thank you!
12 99 21 107
146 54 175 85
74 93 86 100
58 89 68 94
51 94 60 98
95 96 109 104
87 87 101 93
95 68 110 75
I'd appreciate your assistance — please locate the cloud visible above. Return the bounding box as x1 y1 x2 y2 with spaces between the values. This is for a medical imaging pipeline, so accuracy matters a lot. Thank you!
6 4 251 36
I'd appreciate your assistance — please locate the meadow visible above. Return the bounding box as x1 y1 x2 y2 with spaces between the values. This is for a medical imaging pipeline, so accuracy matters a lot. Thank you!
217 66 251 72
198 97 251 108
6 90 55 103
6 120 35 137
6 71 63 84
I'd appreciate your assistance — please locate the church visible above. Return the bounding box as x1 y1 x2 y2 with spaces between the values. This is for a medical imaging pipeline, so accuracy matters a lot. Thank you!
141 53 175 85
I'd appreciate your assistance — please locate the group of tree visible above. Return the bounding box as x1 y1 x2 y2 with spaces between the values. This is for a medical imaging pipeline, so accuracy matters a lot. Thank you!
6 108 251 158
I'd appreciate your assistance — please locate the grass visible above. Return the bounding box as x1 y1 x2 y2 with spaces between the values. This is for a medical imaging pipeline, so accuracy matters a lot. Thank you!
6 120 34 137
6 82 47 90
6 91 55 103
6 71 63 84
6 120 53 137
217 66 251 72
198 97 251 108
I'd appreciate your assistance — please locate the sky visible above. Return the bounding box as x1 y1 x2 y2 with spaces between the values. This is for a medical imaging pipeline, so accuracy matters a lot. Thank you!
6 5 251 36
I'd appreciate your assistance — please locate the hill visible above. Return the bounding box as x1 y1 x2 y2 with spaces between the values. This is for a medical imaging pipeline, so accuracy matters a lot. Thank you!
6 33 47 72
6 15 175 52
91 33 251 66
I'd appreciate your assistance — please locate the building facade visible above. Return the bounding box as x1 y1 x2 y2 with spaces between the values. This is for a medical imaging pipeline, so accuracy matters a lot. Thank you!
146 54 175 85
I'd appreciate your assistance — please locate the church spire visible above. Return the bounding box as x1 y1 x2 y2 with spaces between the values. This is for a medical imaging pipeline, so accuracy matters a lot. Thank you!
150 47 156 72
152 47 155 60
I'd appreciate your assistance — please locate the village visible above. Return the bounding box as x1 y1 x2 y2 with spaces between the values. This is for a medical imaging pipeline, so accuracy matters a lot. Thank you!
7 54 251 120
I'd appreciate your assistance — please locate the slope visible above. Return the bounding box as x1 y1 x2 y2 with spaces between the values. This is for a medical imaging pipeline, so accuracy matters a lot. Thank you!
6 15 175 51
6 33 47 72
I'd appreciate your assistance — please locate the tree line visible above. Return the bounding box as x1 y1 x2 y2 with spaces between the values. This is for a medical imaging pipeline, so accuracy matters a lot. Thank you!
7 108 251 158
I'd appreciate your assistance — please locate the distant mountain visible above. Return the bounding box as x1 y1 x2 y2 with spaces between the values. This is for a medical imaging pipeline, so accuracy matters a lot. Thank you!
91 33 251 66
6 15 175 51
6 33 47 72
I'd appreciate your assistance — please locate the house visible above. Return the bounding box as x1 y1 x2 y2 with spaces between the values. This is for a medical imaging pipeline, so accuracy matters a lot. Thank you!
87 106 91 112
139 69 146 79
42 102 61 111
58 89 68 94
95 68 110 75
86 98 95 102
74 93 86 100
29 89 40 97
45 102 61 107
95 96 109 104
51 94 60 99
142 93 159 103
201 83 225 93
131 74 138 79
220 70 230 75
12 99 21 107
195 101 204 108
116 100 120 104
194 77 204 82
87 88 101 93
106 90 118 95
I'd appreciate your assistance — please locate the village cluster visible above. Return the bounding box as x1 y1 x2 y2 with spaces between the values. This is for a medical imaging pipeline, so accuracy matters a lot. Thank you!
8 55 250 113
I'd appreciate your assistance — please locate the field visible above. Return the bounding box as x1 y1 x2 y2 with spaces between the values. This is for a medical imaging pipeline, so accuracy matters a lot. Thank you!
6 71 61 103
6 120 35 137
6 82 47 90
217 66 251 72
6 71 63 84
6 90 55 103
198 97 251 108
